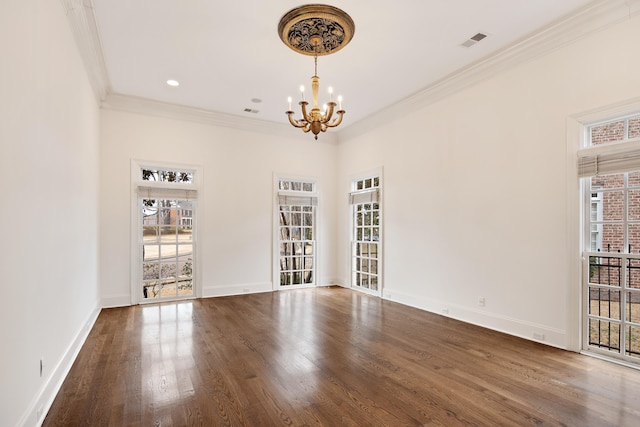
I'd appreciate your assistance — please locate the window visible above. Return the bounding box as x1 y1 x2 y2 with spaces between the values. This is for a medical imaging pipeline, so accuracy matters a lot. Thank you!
132 161 199 303
581 114 640 363
350 174 382 295
275 178 317 288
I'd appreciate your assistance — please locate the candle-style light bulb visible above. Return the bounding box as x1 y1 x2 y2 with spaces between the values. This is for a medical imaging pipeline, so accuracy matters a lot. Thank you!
300 85 305 101
323 104 327 115
338 95 343 110
287 96 292 111
328 86 334 102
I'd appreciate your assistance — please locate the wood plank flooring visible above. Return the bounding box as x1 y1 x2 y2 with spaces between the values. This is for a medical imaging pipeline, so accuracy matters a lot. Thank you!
44 287 640 426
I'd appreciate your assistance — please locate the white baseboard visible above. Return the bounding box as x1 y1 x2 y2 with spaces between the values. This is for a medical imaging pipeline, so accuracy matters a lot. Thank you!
19 303 101 427
383 287 568 349
202 282 273 298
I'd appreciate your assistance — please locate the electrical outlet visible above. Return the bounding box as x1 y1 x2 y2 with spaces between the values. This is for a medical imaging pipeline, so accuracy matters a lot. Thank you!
441 308 449 315
533 332 545 341
478 297 485 307
243 288 250 292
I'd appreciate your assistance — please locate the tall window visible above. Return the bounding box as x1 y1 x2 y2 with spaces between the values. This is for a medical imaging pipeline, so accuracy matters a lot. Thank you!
350 175 382 295
580 114 640 363
134 164 198 302
276 178 317 288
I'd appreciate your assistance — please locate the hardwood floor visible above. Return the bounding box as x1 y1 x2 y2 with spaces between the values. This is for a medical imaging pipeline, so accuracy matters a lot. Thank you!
44 287 640 426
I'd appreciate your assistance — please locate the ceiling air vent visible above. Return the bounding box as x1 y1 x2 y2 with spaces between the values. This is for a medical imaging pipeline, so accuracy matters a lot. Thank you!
461 32 487 48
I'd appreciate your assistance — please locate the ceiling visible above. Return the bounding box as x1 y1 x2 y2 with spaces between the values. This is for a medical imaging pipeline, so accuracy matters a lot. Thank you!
92 0 597 130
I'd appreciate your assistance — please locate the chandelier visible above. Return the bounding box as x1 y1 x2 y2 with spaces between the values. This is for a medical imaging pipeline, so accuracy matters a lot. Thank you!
278 4 355 140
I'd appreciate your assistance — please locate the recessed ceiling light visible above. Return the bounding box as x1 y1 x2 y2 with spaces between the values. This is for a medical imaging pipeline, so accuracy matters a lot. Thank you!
166 79 180 87
251 98 262 104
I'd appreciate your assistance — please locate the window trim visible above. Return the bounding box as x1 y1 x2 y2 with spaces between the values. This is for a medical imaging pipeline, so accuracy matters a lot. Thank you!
349 168 383 297
272 173 320 290
568 97 640 361
130 159 202 305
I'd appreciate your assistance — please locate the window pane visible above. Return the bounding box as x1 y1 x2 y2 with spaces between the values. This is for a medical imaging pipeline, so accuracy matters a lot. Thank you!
361 243 369 257
628 224 640 254
371 260 378 275
626 291 640 321
304 212 313 226
177 227 193 243
630 172 640 187
589 318 620 352
303 182 313 192
304 257 313 270
592 174 624 190
589 256 621 286
304 227 313 240
291 227 301 240
626 325 640 358
629 189 640 220
160 260 177 279
627 260 640 289
279 211 290 225
361 260 369 273
629 117 640 139
364 212 372 226
370 243 378 257
370 276 378 291
143 261 159 280
280 243 291 256
600 224 624 253
303 271 313 284
292 212 302 225
589 287 621 319
602 191 624 221
143 226 158 243
591 120 625 145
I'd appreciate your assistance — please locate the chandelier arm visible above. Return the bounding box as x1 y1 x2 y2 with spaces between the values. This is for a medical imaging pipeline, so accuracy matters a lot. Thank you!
324 110 345 128
300 101 312 122
287 112 309 129
322 102 336 123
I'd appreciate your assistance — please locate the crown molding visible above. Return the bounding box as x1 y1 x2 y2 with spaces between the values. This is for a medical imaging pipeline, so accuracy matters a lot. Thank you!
60 0 110 101
62 0 638 144
337 0 640 142
102 93 338 143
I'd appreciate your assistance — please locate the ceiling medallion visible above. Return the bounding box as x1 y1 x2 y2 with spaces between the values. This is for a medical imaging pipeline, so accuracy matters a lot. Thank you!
278 4 355 140
278 4 355 56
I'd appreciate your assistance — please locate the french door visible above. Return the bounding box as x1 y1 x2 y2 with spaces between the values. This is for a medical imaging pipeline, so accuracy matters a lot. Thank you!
583 171 640 362
350 175 382 295
276 178 317 289
140 198 195 301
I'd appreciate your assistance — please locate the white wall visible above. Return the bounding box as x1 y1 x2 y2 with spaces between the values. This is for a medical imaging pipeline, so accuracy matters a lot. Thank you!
337 14 640 350
100 110 338 306
0 1 101 426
